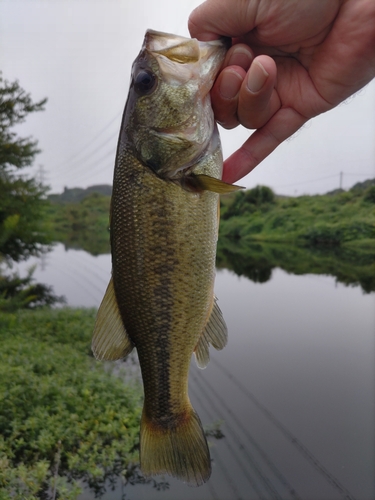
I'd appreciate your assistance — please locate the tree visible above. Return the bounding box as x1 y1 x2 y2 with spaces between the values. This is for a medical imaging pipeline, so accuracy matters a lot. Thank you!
0 73 50 262
0 74 64 310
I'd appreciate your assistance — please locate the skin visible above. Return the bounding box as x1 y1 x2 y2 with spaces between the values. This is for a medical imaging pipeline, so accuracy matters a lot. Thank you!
188 0 375 183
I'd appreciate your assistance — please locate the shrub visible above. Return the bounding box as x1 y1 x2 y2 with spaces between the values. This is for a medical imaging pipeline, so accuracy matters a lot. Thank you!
0 308 142 499
244 185 275 205
364 185 375 203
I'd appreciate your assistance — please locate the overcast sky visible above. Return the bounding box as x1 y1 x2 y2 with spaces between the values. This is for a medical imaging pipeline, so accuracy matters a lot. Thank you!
2 0 374 196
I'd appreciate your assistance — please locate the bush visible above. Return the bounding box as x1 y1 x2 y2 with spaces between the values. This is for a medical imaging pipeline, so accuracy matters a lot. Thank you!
0 266 65 312
244 185 275 205
299 221 375 247
0 308 142 499
364 185 375 203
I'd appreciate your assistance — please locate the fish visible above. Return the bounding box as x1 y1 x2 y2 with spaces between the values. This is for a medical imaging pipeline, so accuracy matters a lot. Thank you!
92 29 239 486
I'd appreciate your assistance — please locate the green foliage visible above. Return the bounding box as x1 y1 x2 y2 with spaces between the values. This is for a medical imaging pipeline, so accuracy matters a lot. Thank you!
244 185 275 205
45 179 375 259
219 180 375 248
0 266 65 312
0 75 46 169
48 185 112 204
0 73 51 262
363 185 375 203
48 193 111 255
221 185 275 220
299 221 375 246
0 177 52 261
0 308 142 499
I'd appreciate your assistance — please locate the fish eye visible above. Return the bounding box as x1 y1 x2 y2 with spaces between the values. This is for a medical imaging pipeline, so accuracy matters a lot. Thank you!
134 69 157 95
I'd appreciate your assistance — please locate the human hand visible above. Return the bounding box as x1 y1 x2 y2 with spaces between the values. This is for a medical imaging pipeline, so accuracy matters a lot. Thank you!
189 0 375 183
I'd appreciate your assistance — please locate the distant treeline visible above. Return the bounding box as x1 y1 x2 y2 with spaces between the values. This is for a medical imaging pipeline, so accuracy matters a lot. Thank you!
48 184 112 203
47 178 375 253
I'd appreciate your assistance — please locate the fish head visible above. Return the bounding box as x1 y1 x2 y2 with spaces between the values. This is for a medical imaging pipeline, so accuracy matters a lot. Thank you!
122 30 228 179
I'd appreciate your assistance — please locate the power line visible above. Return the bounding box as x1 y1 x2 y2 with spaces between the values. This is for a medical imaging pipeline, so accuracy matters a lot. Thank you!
52 129 118 175
274 171 373 190
50 148 115 183
274 173 338 189
191 370 284 500
210 356 357 500
52 111 121 171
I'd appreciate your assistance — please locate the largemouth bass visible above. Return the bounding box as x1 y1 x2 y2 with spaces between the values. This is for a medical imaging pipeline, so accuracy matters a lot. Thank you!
92 29 238 486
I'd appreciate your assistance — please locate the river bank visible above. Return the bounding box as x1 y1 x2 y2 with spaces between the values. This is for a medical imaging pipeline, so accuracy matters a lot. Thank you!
0 308 142 500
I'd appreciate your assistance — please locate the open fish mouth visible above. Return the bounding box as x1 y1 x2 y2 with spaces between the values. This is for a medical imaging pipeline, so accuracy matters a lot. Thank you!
136 30 229 185
144 29 229 95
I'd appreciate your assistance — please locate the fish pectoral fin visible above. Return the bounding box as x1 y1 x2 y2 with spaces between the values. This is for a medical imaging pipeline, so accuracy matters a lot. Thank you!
92 277 134 360
183 174 244 194
194 296 228 369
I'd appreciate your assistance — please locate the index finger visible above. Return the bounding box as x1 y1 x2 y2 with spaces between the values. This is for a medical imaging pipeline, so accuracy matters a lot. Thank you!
222 107 308 183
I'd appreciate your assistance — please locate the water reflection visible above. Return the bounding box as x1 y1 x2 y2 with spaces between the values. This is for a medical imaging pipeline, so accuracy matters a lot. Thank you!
14 240 375 499
217 238 375 293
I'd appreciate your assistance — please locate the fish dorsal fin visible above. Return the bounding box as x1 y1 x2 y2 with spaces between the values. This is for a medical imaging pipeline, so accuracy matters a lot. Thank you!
92 277 134 360
194 296 228 369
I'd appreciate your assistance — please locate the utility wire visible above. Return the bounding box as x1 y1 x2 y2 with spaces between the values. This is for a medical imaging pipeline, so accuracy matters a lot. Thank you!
274 171 373 190
52 129 118 176
189 380 257 500
52 111 121 171
274 173 338 189
191 371 281 500
210 356 357 500
52 148 115 184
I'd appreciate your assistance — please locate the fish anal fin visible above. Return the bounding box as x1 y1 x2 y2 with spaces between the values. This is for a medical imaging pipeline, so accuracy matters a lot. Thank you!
140 405 211 486
92 277 134 360
194 296 228 369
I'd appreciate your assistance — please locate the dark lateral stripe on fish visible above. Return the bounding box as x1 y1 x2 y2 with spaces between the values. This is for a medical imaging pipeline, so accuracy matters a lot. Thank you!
137 272 174 423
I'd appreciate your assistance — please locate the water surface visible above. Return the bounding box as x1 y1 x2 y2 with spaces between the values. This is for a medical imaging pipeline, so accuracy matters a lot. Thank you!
18 244 375 499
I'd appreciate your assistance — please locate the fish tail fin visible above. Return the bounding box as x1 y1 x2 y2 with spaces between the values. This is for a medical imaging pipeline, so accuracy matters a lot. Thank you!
140 405 211 486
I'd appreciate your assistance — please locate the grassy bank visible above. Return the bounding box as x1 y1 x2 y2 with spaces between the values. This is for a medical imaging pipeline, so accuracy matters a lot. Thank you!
0 308 142 499
219 182 375 247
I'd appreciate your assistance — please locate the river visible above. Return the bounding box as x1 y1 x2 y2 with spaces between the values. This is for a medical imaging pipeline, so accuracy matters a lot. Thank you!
17 243 375 500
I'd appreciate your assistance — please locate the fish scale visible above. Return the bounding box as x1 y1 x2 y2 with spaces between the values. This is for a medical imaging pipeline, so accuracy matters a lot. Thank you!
111 148 218 415
92 30 235 486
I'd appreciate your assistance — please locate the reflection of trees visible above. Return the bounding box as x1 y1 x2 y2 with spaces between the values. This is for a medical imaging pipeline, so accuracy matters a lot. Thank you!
60 230 110 256
81 462 170 498
217 241 273 283
217 237 375 293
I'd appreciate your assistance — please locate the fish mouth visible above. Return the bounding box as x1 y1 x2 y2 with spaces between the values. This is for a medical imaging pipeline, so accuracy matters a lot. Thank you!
133 30 228 182
144 29 228 96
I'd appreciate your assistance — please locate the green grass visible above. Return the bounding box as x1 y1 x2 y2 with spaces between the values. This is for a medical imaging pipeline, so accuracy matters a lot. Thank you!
220 183 375 248
0 308 142 499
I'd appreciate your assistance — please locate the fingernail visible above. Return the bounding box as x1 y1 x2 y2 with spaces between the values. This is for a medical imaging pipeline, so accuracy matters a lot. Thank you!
219 70 243 99
247 61 269 93
227 48 253 70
